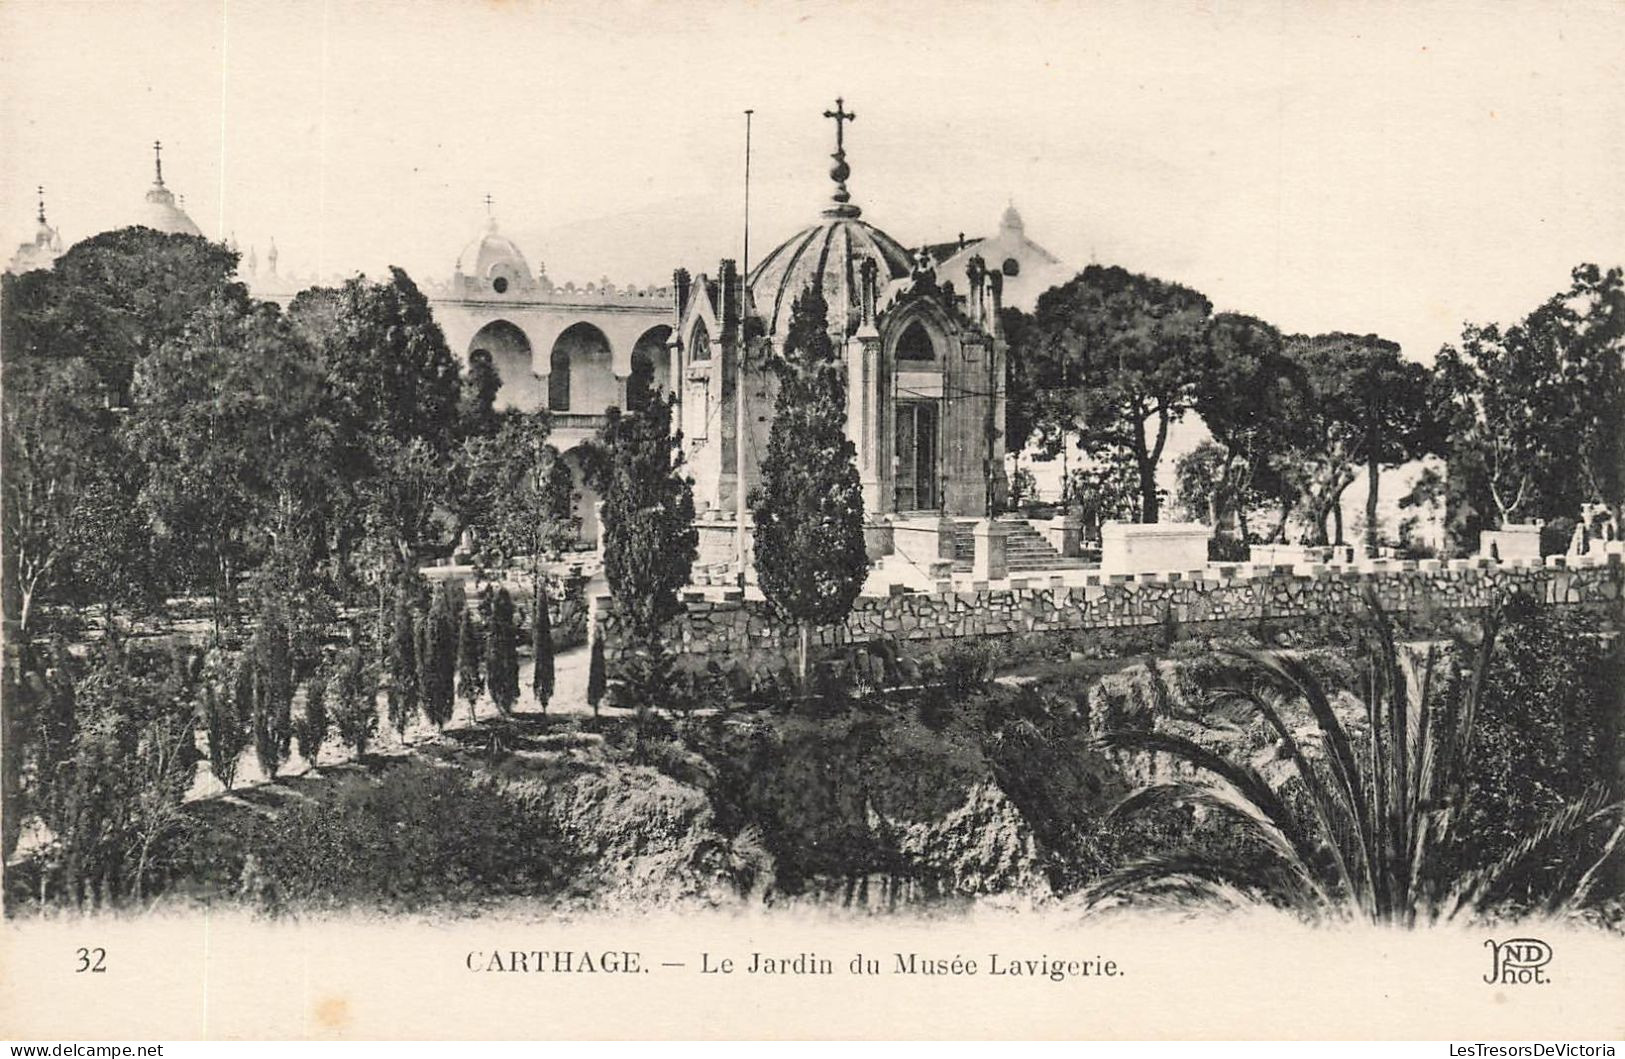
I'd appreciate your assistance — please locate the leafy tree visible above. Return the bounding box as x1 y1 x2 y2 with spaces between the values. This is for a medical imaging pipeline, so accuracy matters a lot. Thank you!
329 644 377 761
751 285 868 686
1 355 142 637
485 588 520 717
295 665 330 772
1279 333 1441 551
457 412 577 576
1437 264 1625 531
288 269 462 577
386 587 420 741
1014 266 1213 522
7 228 244 404
1192 313 1314 541
128 295 325 629
421 582 458 730
456 604 484 727
584 396 697 704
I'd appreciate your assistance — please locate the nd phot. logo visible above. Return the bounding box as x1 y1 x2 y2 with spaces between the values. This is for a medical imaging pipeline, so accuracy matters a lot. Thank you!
1483 937 1553 985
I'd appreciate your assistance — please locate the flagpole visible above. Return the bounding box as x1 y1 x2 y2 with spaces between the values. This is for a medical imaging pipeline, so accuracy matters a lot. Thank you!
736 109 753 591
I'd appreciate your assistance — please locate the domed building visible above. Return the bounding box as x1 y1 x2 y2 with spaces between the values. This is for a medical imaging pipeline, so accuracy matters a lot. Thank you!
924 200 1071 313
6 187 63 274
135 141 202 237
672 100 1009 569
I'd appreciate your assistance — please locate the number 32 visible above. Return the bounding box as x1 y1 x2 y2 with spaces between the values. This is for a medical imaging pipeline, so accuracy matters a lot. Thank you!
75 947 106 973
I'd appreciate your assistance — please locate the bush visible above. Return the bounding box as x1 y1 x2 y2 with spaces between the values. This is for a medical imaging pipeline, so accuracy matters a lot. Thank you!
183 761 572 910
1540 516 1578 557
1207 535 1250 563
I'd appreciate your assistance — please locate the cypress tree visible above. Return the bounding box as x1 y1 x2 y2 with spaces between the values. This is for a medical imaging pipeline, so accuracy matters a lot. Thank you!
386 588 419 741
295 665 329 772
586 635 607 718
531 584 554 713
456 604 484 726
203 676 247 791
585 394 697 705
751 283 868 687
421 582 458 730
330 645 377 761
486 588 520 716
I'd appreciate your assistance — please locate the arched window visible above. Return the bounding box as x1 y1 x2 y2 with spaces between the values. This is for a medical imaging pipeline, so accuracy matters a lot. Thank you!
897 320 935 362
549 345 571 411
689 322 711 361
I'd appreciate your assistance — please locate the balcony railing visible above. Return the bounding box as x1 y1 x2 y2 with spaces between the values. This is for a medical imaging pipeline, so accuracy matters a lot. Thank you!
550 412 609 431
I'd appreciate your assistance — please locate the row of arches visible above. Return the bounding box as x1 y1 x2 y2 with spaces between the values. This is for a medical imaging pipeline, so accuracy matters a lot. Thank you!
467 319 672 414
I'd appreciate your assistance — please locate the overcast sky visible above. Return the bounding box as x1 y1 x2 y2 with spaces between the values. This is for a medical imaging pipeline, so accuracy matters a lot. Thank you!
3 0 1622 362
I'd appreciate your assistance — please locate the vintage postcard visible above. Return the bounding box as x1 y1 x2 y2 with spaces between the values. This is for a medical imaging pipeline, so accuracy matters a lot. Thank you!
1 0 1622 1044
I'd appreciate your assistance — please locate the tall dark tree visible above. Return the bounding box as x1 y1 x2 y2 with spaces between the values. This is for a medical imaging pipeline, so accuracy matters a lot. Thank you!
421 582 458 730
294 665 329 772
456 604 484 727
329 643 376 762
386 587 419 740
485 588 520 717
586 635 607 718
458 348 504 441
531 587 555 713
751 285 868 686
457 411 577 574
1013 265 1213 522
583 395 697 704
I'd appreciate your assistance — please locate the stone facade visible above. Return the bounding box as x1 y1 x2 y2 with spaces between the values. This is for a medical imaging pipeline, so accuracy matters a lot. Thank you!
591 554 1624 680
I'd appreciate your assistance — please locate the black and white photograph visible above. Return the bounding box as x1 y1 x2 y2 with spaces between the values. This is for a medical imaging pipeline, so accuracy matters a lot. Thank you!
1 0 1622 1044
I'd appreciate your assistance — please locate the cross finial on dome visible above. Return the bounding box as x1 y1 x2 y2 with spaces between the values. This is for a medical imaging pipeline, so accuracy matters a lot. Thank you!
821 96 861 218
484 193 493 216
36 185 46 225
153 140 165 186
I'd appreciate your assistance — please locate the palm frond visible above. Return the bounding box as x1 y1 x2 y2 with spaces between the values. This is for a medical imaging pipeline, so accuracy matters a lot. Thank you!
1107 781 1334 911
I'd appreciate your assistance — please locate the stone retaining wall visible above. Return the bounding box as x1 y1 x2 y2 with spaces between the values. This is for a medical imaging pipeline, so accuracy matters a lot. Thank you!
591 555 1624 680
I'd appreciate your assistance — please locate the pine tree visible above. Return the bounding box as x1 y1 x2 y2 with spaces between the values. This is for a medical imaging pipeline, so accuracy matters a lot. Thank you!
751 284 868 687
386 588 419 741
421 582 458 730
531 584 554 713
456 604 484 726
586 634 607 718
486 588 520 716
585 394 697 705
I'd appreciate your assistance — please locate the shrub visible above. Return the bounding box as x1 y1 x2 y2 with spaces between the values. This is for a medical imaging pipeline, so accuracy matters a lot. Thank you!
188 761 572 909
1540 516 1577 557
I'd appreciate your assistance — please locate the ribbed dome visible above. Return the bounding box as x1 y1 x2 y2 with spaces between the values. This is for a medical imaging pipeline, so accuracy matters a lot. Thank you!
748 215 912 337
456 217 534 292
999 202 1024 234
138 184 201 237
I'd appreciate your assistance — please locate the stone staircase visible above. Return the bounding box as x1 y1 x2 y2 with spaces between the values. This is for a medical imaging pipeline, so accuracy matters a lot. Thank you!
950 518 1093 573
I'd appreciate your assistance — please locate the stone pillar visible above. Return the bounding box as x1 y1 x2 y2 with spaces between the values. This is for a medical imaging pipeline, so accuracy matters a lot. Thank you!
594 499 607 563
972 518 1009 582
1041 513 1082 557
614 373 629 409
